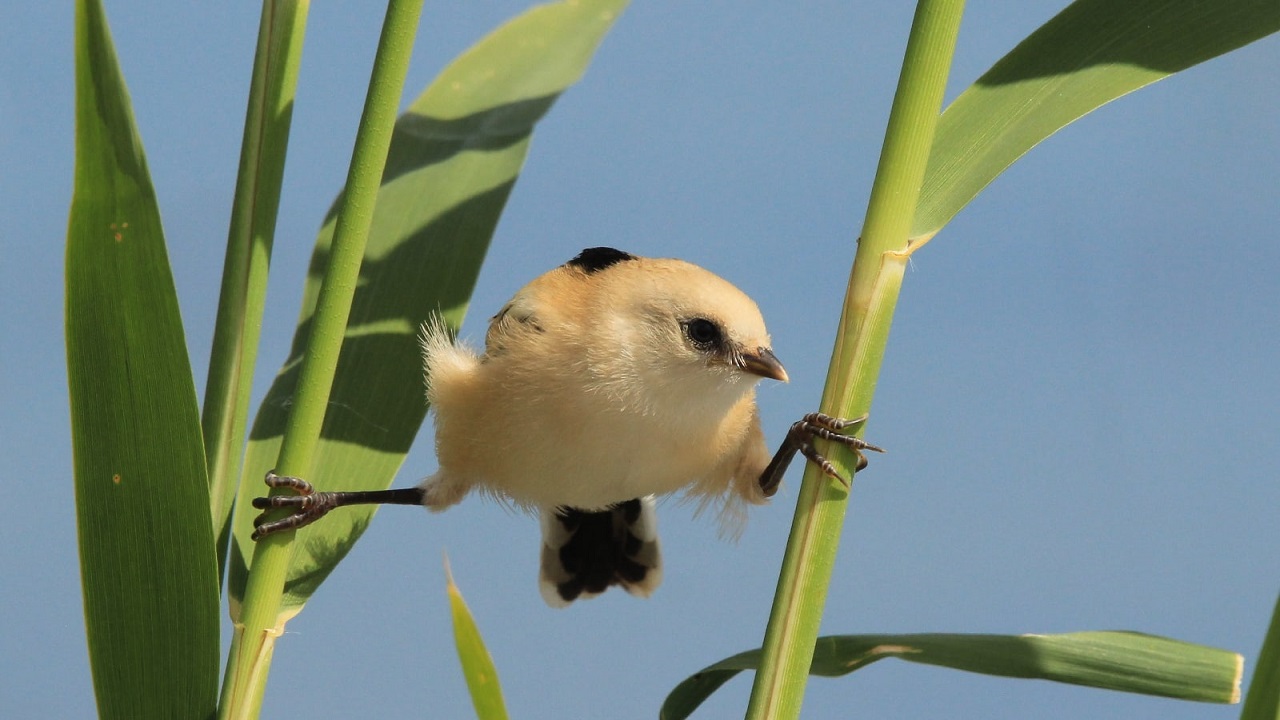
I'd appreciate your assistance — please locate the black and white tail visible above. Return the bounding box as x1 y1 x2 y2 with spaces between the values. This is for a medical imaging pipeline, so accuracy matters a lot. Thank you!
538 497 662 607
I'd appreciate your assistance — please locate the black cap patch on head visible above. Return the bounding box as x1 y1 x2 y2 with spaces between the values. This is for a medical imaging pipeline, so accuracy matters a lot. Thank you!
566 247 637 274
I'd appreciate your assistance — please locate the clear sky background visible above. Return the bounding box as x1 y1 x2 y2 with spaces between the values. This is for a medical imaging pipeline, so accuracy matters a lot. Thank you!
3 2 1278 718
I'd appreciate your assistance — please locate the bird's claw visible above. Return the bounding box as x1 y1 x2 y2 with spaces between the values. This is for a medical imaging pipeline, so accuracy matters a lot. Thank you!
250 471 339 540
792 412 884 486
758 412 884 498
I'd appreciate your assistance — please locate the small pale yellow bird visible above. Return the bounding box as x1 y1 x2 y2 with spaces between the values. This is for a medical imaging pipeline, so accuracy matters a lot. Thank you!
253 247 881 606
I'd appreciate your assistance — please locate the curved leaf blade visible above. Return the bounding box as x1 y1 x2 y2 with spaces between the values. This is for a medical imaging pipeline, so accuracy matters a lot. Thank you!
662 632 1242 720
1240 593 1280 720
228 0 629 614
67 0 219 716
204 0 310 584
446 559 509 720
913 0 1280 238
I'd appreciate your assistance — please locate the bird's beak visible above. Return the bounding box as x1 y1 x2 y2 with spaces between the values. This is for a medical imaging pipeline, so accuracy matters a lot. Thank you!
741 347 789 383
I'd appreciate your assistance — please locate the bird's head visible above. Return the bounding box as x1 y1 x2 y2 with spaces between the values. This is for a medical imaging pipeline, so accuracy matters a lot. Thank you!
584 255 788 410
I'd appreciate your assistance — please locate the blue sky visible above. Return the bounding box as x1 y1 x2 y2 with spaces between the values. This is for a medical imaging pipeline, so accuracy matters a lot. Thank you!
3 2 1278 718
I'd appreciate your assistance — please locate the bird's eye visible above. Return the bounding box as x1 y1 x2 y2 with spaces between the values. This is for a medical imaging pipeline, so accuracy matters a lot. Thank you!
683 318 722 350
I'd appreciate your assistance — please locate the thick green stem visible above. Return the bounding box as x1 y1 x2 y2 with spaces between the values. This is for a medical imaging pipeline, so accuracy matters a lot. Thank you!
744 2 965 718
216 0 425 717
204 0 310 585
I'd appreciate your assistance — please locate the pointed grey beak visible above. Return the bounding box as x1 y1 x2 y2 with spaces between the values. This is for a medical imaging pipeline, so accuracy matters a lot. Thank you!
741 347 789 383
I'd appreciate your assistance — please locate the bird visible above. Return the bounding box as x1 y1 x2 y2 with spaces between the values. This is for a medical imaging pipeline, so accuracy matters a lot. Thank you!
252 247 882 607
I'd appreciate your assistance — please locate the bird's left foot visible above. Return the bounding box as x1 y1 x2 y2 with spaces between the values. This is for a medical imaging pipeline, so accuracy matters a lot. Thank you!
250 471 341 540
794 412 885 478
759 412 884 497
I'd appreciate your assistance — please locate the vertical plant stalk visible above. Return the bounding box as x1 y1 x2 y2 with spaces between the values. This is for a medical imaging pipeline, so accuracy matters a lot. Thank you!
204 0 311 584
216 0 426 717
744 1 965 718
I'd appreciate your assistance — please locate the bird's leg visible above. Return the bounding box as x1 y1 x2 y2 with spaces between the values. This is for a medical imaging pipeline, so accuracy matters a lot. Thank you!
758 412 885 497
250 471 425 540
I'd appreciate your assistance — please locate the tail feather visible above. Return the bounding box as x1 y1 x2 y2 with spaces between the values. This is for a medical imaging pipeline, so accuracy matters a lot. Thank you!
538 497 662 607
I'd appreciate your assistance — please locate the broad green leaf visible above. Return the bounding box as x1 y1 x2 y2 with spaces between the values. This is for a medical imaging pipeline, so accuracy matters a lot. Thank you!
1240 593 1280 720
228 0 629 615
446 559 509 720
664 632 1242 720
913 0 1280 239
66 0 219 717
